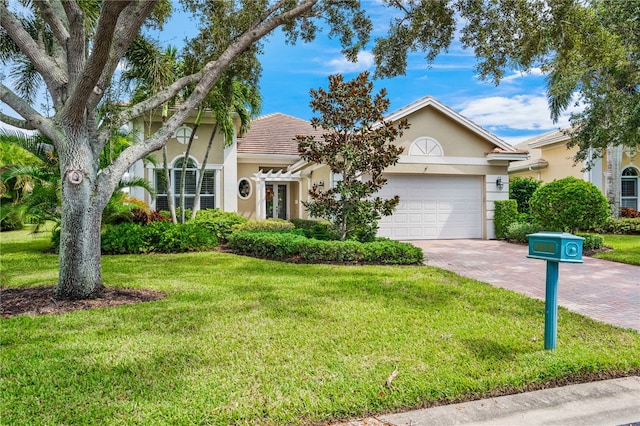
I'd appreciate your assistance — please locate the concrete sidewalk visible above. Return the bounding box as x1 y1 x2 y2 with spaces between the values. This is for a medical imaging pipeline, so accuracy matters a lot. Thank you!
337 377 640 426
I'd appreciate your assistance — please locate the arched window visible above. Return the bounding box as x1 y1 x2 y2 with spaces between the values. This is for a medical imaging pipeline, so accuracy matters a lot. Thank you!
154 156 215 212
408 137 444 157
621 166 639 210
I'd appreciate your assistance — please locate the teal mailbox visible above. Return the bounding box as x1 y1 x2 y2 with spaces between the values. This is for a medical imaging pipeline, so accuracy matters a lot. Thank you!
526 232 584 350
527 232 584 263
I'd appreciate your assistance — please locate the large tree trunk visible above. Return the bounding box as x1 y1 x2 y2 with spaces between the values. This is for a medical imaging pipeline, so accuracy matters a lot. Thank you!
55 137 105 300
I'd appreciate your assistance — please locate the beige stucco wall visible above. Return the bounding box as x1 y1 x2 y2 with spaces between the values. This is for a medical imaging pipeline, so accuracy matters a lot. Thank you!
236 160 304 220
394 107 497 159
510 142 639 190
535 143 581 183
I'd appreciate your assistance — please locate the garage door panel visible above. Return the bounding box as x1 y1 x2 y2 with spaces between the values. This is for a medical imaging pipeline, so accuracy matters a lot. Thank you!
377 175 482 240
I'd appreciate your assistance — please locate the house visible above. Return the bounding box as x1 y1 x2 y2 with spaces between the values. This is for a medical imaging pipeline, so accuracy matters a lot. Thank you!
508 129 640 210
131 96 528 239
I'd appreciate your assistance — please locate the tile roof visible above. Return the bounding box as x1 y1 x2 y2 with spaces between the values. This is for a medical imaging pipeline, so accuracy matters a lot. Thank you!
521 128 571 148
237 113 325 155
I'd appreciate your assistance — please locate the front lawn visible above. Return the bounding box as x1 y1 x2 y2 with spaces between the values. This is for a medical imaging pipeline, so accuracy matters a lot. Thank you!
2 230 639 425
594 234 640 265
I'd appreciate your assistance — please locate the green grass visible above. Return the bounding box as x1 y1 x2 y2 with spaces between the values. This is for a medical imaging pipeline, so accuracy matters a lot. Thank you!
2 229 639 425
594 234 640 265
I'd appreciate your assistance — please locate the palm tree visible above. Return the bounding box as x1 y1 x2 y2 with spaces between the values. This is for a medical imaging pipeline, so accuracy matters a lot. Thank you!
1 128 156 232
189 79 261 220
121 37 182 222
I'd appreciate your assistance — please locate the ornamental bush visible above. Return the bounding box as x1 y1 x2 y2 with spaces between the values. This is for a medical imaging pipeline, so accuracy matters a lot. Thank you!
231 218 295 233
494 199 518 239
227 230 424 265
505 222 544 243
509 176 541 215
576 233 604 250
190 209 247 241
530 177 609 233
226 230 305 260
101 221 218 254
591 217 640 235
359 239 424 264
290 218 338 240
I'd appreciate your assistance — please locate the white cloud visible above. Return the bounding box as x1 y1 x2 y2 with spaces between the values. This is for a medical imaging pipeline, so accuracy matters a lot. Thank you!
325 51 375 74
457 94 578 131
502 67 545 82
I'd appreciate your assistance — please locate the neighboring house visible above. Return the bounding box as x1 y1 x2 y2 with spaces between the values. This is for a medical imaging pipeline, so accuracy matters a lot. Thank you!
508 129 640 210
131 96 528 239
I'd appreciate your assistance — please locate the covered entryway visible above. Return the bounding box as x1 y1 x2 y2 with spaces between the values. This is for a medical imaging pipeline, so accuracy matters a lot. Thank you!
377 175 483 240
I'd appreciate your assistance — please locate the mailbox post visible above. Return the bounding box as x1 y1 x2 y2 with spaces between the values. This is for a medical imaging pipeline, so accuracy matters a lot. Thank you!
527 232 584 350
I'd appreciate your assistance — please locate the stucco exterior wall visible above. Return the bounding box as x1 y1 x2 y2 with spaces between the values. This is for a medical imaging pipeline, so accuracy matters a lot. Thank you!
394 107 496 158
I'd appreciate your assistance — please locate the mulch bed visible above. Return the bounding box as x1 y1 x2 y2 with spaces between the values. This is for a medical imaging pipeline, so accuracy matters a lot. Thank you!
1 286 165 318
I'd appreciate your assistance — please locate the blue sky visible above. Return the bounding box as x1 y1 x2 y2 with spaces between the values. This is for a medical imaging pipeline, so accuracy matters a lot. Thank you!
152 4 578 146
1 2 578 145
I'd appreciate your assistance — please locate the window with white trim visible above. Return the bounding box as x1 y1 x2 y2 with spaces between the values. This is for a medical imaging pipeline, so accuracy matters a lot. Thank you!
409 137 444 157
621 166 638 210
154 157 215 211
173 126 194 145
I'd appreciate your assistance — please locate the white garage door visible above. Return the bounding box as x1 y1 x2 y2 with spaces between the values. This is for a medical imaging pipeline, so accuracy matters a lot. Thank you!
377 175 483 240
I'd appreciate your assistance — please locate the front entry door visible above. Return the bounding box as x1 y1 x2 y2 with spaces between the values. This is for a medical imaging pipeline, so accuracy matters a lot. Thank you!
265 183 288 220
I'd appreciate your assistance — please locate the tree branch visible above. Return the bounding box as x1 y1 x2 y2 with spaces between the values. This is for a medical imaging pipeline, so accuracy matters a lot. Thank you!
62 0 86 84
33 0 70 46
0 3 67 88
0 83 61 142
89 1 159 111
0 111 36 131
101 0 320 177
63 1 131 124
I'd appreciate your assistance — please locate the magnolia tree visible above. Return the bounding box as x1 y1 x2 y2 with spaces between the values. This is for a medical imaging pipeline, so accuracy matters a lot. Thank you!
297 72 409 241
0 0 370 299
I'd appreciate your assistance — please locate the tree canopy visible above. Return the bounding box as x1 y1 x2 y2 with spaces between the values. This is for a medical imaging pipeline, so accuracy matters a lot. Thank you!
0 0 372 299
375 0 640 160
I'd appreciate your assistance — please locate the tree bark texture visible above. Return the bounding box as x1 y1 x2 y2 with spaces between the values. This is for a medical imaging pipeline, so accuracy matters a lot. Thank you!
55 135 105 299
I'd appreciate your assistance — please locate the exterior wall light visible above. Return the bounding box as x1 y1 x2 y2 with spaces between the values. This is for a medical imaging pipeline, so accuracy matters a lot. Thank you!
496 177 504 190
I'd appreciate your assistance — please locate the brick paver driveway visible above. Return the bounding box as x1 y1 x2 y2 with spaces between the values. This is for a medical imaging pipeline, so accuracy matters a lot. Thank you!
411 239 640 332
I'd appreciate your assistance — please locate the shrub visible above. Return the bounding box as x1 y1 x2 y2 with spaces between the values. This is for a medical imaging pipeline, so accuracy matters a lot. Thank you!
360 239 424 264
101 223 148 254
530 177 609 233
591 217 640 235
620 207 640 218
509 176 541 215
0 211 24 231
298 239 363 262
131 208 171 225
155 223 217 253
190 209 247 241
226 230 305 260
227 230 424 265
505 222 544 243
232 218 295 233
291 218 338 240
494 199 518 239
101 221 217 254
289 218 316 229
576 233 604 251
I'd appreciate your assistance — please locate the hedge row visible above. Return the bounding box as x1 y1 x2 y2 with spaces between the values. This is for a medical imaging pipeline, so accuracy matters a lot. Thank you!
226 230 425 265
591 217 640 235
101 222 218 254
